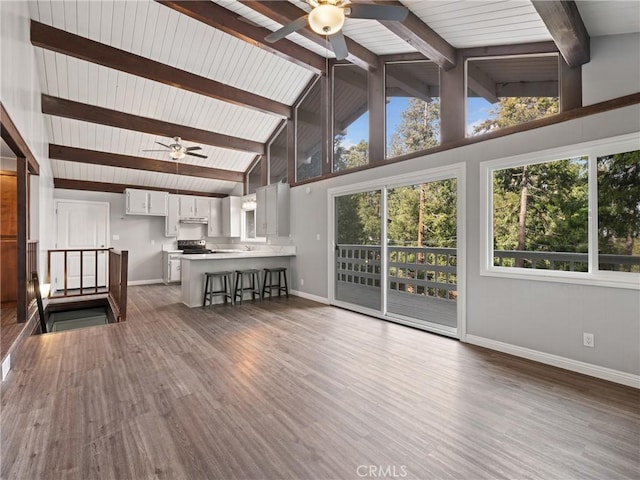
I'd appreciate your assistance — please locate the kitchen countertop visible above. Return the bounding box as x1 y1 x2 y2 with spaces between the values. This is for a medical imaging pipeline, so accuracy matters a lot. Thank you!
181 251 295 260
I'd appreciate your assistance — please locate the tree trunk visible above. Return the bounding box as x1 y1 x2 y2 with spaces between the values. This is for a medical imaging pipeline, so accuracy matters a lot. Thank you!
417 184 426 264
516 165 529 267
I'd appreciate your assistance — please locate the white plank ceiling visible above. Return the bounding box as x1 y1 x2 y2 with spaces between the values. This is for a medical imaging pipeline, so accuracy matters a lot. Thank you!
26 0 639 195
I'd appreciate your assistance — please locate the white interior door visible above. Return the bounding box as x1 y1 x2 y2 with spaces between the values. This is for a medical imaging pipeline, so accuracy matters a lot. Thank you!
54 200 109 292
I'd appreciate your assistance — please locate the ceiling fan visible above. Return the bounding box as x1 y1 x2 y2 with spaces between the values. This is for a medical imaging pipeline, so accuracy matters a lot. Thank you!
265 0 409 60
143 137 208 160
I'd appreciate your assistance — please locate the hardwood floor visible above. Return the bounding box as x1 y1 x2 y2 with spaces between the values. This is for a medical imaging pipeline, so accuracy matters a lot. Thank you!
1 284 638 479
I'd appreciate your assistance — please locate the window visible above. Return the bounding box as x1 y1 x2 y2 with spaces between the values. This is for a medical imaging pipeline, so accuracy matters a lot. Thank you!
466 54 559 137
246 159 261 195
385 60 440 158
481 134 640 288
296 77 322 182
269 125 287 185
333 64 369 172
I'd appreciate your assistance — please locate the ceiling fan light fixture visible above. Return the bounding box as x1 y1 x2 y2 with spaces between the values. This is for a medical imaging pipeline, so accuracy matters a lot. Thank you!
170 149 185 160
308 4 345 35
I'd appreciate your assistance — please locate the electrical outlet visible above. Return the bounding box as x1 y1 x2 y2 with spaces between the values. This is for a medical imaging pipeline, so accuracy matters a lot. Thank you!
300 278 304 286
583 333 594 348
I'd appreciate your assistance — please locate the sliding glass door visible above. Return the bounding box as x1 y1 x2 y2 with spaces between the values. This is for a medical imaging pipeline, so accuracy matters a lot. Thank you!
331 167 463 338
334 190 382 312
386 179 458 331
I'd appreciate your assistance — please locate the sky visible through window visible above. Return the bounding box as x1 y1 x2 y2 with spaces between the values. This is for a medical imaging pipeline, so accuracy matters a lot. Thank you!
341 97 494 150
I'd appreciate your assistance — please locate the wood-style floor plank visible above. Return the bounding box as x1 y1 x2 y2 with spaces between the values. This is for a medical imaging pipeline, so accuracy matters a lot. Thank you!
1 284 638 479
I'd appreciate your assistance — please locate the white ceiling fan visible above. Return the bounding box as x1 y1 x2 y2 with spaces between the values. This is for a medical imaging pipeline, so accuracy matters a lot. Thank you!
143 137 208 160
265 0 409 60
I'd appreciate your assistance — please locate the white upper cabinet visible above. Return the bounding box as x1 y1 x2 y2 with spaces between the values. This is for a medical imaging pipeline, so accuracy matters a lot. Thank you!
195 197 210 218
178 195 195 217
222 196 242 237
208 198 222 237
256 183 290 237
165 194 179 237
125 188 168 216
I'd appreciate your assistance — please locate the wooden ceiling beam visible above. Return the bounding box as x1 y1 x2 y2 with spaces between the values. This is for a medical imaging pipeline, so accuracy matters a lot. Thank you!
531 1 590 67
49 145 244 183
156 0 325 74
240 1 378 71
361 1 457 70
53 178 226 197
41 95 265 155
31 21 290 119
466 63 499 104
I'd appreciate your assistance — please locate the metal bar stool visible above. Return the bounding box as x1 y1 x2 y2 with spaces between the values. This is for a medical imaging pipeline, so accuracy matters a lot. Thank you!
234 269 262 304
262 267 289 299
202 271 234 306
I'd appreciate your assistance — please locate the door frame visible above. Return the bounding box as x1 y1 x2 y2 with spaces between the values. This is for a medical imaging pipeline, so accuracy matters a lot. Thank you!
53 199 110 290
327 162 467 340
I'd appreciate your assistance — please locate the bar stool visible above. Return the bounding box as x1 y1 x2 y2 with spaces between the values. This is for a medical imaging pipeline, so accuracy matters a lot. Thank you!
262 267 289 299
234 269 262 304
202 271 234 307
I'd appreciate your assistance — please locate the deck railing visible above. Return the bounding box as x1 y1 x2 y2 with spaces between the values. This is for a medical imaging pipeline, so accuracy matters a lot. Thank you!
26 241 38 306
336 244 640 300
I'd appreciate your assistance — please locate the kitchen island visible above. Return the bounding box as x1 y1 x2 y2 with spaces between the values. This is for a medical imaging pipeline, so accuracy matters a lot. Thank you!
181 250 295 307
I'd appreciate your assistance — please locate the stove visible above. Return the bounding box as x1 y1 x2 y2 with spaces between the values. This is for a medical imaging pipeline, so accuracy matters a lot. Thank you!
177 239 214 255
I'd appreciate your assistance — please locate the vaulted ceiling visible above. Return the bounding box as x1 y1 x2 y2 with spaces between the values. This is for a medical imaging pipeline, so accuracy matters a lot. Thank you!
27 0 640 196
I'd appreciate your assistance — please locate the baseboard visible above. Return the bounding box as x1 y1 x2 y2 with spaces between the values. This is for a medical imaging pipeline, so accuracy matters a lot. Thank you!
290 290 330 304
128 279 164 286
465 334 640 389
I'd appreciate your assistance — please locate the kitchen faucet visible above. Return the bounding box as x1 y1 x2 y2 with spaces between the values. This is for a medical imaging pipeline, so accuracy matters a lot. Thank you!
244 245 252 251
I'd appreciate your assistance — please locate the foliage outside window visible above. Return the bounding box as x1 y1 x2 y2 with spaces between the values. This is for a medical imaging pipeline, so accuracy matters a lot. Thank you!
467 55 559 136
269 126 287 185
385 61 440 158
598 150 640 272
246 159 261 195
333 64 369 172
482 136 640 287
492 157 589 270
296 78 322 182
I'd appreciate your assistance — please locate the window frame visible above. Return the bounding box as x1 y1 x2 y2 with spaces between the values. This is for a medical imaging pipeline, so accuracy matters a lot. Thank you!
480 133 640 289
240 194 266 243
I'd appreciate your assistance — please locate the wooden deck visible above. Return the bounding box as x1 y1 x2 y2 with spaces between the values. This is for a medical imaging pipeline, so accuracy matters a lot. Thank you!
336 282 457 327
1 284 638 479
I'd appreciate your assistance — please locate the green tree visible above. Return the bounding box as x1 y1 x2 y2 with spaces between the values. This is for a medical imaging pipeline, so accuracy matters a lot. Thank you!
597 150 640 260
473 96 558 135
388 98 440 157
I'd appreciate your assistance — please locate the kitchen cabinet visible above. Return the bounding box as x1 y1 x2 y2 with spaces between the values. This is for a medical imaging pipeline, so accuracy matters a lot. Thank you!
178 195 195 217
125 189 168 216
163 251 182 284
178 195 210 218
165 194 179 237
221 196 241 237
208 198 222 237
256 183 290 237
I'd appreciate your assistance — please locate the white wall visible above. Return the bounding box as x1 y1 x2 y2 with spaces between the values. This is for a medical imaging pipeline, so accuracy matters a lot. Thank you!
1 0 54 279
583 33 640 105
290 104 640 379
54 190 171 283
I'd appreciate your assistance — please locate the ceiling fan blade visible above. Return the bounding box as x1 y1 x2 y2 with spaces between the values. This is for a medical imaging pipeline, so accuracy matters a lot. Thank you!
329 31 349 61
347 4 408 21
155 142 171 148
265 15 308 43
185 146 202 151
186 152 208 159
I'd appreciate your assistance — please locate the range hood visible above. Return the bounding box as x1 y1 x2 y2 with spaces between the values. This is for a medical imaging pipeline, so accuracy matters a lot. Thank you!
179 217 208 224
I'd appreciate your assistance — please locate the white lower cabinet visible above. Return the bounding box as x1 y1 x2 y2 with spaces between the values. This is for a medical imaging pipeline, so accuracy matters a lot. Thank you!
163 251 182 284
